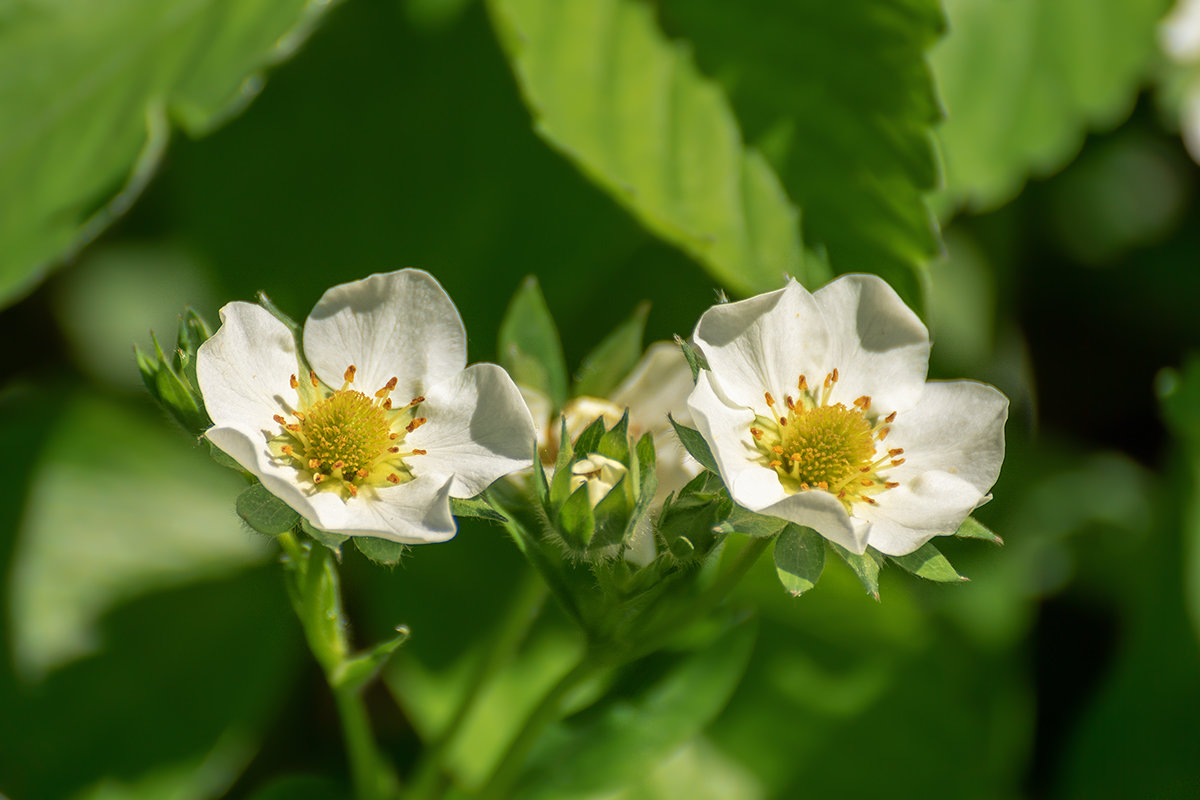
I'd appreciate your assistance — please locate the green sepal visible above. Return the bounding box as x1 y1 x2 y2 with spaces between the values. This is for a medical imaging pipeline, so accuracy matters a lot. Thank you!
533 440 551 508
451 495 507 523
674 335 709 384
499 276 569 409
549 417 577 508
954 515 1003 545
657 472 729 561
302 518 350 558
331 625 411 693
889 542 967 583
715 506 788 538
573 302 649 398
142 330 210 436
256 291 302 338
236 483 300 536
828 542 886 601
558 484 597 549
355 537 408 567
573 415 607 455
590 474 632 551
668 414 719 474
773 525 825 597
174 307 213 390
596 409 631 465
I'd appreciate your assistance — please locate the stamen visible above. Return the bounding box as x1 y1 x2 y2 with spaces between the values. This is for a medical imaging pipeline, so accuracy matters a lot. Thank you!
885 481 899 489
286 424 300 432
308 458 320 469
410 448 427 455
786 396 796 410
382 398 393 410
862 496 877 504
406 417 427 433
769 460 782 468
779 416 788 427
773 446 784 454
289 374 299 389
346 484 358 497
281 445 294 456
273 414 287 425
357 468 369 479
797 375 808 391
309 370 319 388
387 474 400 484
891 458 905 466
313 473 325 484
877 427 890 440
388 446 400 454
332 460 345 470
888 448 904 457
750 427 764 440
375 377 398 398
410 396 425 406
344 365 356 383
885 411 897 423
853 395 871 410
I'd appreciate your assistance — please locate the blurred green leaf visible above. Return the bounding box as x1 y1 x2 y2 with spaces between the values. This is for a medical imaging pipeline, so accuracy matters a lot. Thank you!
773 525 825 596
0 0 338 307
889 541 966 583
244 774 349 800
499 276 569 409
515 620 757 799
659 0 943 307
236 483 300 536
301 519 350 558
574 303 649 399
8 392 268 679
674 335 708 384
487 0 807 297
933 0 1171 210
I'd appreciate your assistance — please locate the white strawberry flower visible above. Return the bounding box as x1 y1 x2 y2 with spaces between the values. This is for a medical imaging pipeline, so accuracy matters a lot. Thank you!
687 274 1008 556
197 269 534 544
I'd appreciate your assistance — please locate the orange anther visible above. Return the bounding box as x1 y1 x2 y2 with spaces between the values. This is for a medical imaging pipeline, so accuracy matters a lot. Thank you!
797 375 808 391
286 424 300 432
313 473 325 484
388 446 400 454
382 398 393 410
309 370 319 387
817 481 829 490
891 458 905 466
357 468 369 479
773 446 784 454
406 417 427 433
832 368 839 382
386 474 400 484
344 365 356 383
411 448 427 455
410 396 425 406
750 427 763 440
281 444 294 455
854 395 871 410
877 427 890 440
885 411 897 423
861 479 874 486
309 458 320 469
289 374 299 389
389 432 399 440
779 416 788 427
346 484 358 497
765 392 776 407
888 448 904 457
785 396 796 410
862 496 877 505
884 481 899 489
332 460 345 470
769 460 782 468
273 414 287 425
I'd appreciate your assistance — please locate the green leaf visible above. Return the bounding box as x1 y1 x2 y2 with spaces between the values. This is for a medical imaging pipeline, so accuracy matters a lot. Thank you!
246 775 350 800
933 0 1171 211
549 417 577 507
499 276 569 409
515 620 757 800
828 542 886 600
354 537 408 567
487 0 807 296
668 414 718 474
574 303 648 398
715 506 788 538
451 495 508 523
301 519 350 558
674 335 709 384
0 0 338 308
954 515 1003 545
658 0 944 308
889 541 967 583
235 483 300 536
773 525 826 596
573 415 608 456
590 475 632 551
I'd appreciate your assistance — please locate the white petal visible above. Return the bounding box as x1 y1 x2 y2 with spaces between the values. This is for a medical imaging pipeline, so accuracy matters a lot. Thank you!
692 280 832 410
303 269 467 401
408 363 536 498
812 273 930 413
611 341 695 429
197 302 301 431
687 370 761 493
307 472 458 544
206 427 457 544
885 380 1008 495
858 471 988 556
741 475 869 554
518 383 554 450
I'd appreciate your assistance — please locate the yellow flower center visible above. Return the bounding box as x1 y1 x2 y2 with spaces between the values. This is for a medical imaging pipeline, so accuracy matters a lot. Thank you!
750 369 903 509
269 365 428 500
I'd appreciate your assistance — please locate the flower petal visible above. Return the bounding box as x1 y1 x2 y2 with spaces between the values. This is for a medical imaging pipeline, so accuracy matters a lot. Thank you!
303 269 467 401
305 472 457 544
197 302 301 431
812 274 930 413
407 363 535 498
743 478 869 554
858 471 988 556
692 280 832 410
611 341 695 429
885 380 1008 495
687 370 759 490
206 425 322 520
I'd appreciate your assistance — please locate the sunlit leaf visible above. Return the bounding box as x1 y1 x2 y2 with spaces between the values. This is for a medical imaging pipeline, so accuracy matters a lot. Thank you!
888 541 966 583
487 0 807 296
933 0 1170 210
773 525 825 596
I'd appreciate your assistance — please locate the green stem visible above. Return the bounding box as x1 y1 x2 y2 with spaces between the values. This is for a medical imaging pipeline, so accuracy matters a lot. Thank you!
407 572 548 799
278 532 399 800
477 653 601 800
